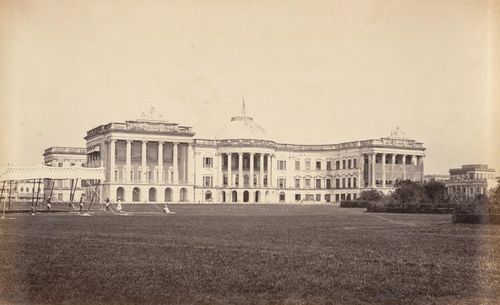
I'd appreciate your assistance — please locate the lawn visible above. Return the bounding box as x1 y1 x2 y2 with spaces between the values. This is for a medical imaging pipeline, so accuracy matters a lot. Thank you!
0 205 499 305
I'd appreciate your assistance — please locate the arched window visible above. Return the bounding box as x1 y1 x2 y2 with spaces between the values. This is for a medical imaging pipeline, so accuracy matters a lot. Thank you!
164 188 172 202
179 188 188 202
205 190 212 201
132 187 141 202
279 192 285 202
149 188 157 202
116 187 125 202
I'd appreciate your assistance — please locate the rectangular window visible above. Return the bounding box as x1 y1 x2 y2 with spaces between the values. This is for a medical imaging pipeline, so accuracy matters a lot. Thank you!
305 161 311 171
342 178 346 188
326 179 331 189
353 177 357 188
335 194 340 202
315 194 321 202
316 161 321 170
335 178 340 189
278 160 286 170
203 157 213 168
305 178 311 188
326 161 332 170
347 177 351 188
336 161 340 170
58 163 63 167
203 176 213 187
315 179 321 189
295 178 300 189
295 194 301 201
348 160 352 169
342 160 346 169
295 160 300 170
353 159 357 168
278 178 286 189
223 175 228 186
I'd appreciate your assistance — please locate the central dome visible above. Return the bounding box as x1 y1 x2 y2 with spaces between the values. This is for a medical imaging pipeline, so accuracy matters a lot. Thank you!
215 114 271 141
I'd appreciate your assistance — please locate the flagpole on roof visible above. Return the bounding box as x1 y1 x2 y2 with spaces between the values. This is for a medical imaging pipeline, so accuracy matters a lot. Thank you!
242 94 246 116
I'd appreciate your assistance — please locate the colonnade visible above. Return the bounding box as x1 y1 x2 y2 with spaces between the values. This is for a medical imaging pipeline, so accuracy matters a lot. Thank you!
219 152 274 188
365 153 424 188
107 139 194 185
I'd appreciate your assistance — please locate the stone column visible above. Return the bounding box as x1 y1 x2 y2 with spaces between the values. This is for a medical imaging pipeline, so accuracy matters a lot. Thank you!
249 153 254 187
158 142 164 183
359 156 364 187
266 154 271 187
381 153 386 188
391 154 396 184
402 155 407 180
260 154 264 187
173 142 179 184
371 153 376 188
227 153 232 188
270 155 274 188
109 140 116 182
420 156 425 180
410 155 416 181
218 153 224 187
141 141 147 182
238 153 243 187
187 143 194 184
125 140 132 182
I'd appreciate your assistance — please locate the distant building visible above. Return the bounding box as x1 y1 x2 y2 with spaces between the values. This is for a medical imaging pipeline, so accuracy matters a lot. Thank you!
424 175 449 183
0 181 43 203
43 146 87 202
84 106 426 204
446 164 498 199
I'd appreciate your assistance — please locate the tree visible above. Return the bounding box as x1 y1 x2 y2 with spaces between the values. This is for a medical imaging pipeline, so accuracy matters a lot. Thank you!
359 190 383 202
423 181 448 203
391 180 427 204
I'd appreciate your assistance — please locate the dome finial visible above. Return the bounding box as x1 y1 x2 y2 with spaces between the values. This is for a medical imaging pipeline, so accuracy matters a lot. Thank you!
242 94 246 116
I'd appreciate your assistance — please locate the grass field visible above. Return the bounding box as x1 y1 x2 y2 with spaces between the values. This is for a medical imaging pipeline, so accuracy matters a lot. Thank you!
0 205 499 305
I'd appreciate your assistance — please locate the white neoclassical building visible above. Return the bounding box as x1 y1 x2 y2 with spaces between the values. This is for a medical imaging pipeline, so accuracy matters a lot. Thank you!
84 109 426 204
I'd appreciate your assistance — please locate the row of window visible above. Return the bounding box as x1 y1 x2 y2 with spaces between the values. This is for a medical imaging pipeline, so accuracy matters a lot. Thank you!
291 159 358 171
284 177 357 189
200 176 358 189
293 193 358 202
202 157 360 171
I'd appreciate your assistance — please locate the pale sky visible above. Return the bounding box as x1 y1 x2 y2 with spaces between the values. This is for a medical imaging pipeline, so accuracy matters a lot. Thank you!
1 0 499 175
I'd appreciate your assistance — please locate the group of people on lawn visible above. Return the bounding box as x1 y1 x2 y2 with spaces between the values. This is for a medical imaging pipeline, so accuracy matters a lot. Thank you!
30 196 171 215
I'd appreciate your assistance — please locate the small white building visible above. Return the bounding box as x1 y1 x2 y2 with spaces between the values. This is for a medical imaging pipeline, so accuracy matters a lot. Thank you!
43 147 87 202
446 164 498 199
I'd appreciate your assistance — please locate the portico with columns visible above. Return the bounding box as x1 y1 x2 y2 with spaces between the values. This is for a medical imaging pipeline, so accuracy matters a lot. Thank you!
362 151 425 191
85 117 196 203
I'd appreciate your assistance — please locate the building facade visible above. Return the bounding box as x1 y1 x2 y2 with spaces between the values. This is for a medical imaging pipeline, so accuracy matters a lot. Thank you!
84 111 426 204
43 146 87 202
446 164 498 199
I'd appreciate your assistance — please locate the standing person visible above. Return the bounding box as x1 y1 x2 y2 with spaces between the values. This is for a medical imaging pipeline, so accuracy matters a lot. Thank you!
46 196 52 211
105 198 111 211
163 204 170 214
78 195 85 212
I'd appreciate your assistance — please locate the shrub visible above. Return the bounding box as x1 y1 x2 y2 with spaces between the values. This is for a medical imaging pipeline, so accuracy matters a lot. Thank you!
423 180 448 203
340 200 369 208
358 190 383 201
